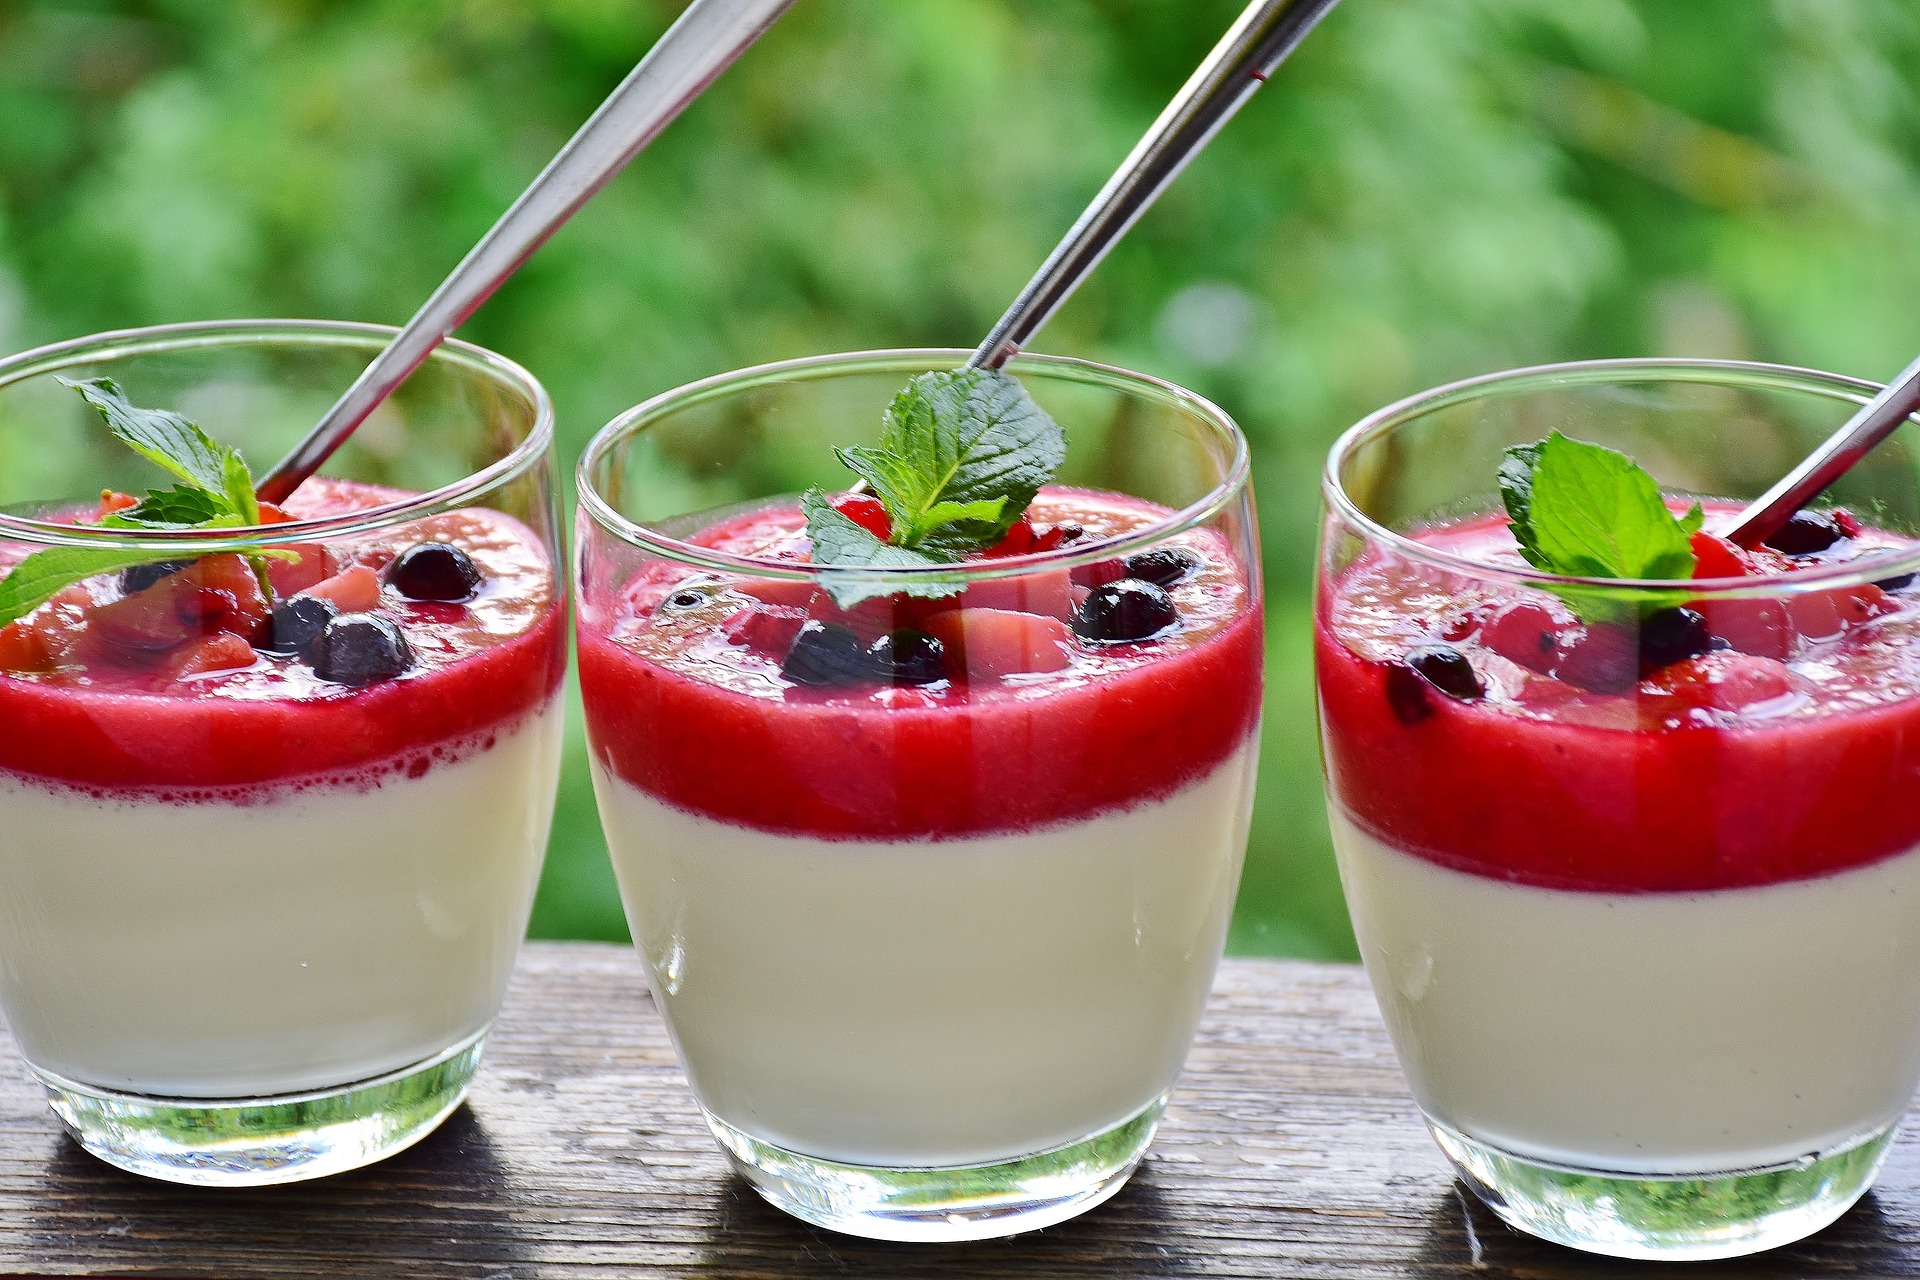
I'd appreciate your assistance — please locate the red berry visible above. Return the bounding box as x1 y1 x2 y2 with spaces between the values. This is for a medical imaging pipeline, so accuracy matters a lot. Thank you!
831 494 891 541
1656 651 1802 714
1481 601 1576 674
1553 623 1639 692
1833 508 1865 539
920 608 1072 678
1689 531 1753 580
984 517 1037 558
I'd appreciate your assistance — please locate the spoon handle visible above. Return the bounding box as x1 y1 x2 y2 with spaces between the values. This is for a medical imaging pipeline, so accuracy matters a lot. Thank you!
1723 352 1920 547
968 0 1342 372
258 0 797 503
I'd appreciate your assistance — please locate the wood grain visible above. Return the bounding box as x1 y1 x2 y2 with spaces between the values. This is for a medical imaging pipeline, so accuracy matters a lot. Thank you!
3 942 1919 1277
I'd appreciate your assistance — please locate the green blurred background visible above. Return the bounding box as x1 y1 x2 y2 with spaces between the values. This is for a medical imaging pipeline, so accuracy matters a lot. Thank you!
4 0 1919 959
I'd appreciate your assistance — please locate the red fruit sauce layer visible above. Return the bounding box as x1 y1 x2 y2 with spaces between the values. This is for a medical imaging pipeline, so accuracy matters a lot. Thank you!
580 487 1263 839
0 479 564 796
1319 511 1920 893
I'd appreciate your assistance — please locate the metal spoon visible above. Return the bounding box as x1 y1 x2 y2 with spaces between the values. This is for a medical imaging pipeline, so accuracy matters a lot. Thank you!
257 0 797 504
969 0 1343 372
1722 351 1920 548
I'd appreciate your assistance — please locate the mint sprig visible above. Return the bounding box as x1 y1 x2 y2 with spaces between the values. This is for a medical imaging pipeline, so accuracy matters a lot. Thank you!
1498 430 1703 622
0 378 277 628
803 368 1067 608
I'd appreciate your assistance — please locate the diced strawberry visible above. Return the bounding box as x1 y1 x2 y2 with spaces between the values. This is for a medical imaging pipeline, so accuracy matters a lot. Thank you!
178 554 272 639
959 569 1075 620
97 490 137 519
733 578 819 610
1656 651 1803 714
831 494 891 541
301 564 381 614
92 584 194 653
721 604 809 656
1028 522 1082 553
1481 600 1577 674
0 621 52 673
984 518 1037 558
921 608 1072 678
1690 531 1754 580
251 502 331 595
1784 591 1845 643
162 632 257 681
1833 508 1865 539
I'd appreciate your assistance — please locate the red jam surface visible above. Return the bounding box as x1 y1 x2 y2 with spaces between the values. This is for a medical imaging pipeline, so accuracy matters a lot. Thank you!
1319 510 1920 893
579 487 1264 839
0 478 564 794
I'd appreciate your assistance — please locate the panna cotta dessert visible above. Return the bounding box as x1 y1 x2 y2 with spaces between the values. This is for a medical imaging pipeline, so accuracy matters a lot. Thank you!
0 372 565 1183
576 356 1263 1239
1318 417 1920 1257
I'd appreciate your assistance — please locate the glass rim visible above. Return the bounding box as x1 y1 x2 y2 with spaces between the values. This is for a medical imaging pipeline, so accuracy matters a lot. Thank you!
0 319 555 552
576 347 1253 582
1324 356 1920 597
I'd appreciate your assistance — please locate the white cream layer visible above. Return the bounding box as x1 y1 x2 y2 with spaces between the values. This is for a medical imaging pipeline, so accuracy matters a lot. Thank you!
0 701 563 1098
594 741 1257 1168
1333 808 1920 1173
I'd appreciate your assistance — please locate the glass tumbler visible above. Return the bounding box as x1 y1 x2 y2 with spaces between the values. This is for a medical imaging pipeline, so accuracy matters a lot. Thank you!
0 321 567 1185
575 349 1263 1241
1318 358 1920 1259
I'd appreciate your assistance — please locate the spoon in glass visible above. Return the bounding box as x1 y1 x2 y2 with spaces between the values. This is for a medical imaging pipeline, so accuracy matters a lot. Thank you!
1722 351 1920 548
967 0 1343 372
256 0 797 503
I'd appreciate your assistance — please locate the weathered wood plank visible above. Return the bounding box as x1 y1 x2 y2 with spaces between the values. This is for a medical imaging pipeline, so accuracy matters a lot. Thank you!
0 943 1917 1277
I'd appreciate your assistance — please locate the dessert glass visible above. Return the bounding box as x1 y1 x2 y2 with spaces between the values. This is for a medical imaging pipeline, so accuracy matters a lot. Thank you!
1317 358 1920 1260
0 320 567 1185
575 349 1263 1241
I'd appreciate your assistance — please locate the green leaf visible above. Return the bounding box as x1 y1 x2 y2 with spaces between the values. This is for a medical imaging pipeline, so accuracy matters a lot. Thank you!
800 489 966 609
845 368 1066 554
221 451 260 526
1498 431 1701 622
103 486 231 529
0 546 192 628
60 377 236 497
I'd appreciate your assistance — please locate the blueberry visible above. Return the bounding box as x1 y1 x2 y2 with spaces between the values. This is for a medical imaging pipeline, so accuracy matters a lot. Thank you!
781 620 874 686
313 614 414 686
1876 573 1916 592
1385 645 1486 724
1122 547 1201 588
1074 580 1179 644
387 542 483 602
269 595 339 660
1764 510 1845 557
1638 606 1712 672
869 629 946 685
120 559 192 595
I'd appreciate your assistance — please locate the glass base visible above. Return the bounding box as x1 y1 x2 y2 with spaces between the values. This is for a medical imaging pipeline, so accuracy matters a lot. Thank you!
34 1028 488 1187
707 1096 1166 1242
1432 1118 1895 1261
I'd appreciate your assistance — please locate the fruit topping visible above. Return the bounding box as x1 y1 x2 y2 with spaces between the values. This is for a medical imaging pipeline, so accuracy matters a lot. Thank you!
120 560 191 594
1637 606 1713 672
312 614 414 686
781 619 872 687
269 595 339 660
829 493 892 542
1655 650 1803 714
387 541 483 602
1123 547 1201 587
1554 623 1640 692
1385 644 1485 724
92 553 270 654
304 564 382 614
162 632 257 681
1763 509 1846 557
921 608 1073 677
869 628 946 685
721 603 810 656
1481 600 1575 673
1073 579 1179 644
1070 558 1127 588
1878 573 1917 592
958 569 1075 619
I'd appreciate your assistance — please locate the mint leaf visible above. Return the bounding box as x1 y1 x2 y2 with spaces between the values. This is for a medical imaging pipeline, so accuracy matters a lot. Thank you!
838 368 1065 555
61 377 234 495
1499 431 1703 621
0 547 183 628
800 489 966 609
0 381 279 629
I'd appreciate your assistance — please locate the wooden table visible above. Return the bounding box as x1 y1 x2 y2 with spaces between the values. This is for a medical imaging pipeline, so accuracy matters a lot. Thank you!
6 942 1920 1278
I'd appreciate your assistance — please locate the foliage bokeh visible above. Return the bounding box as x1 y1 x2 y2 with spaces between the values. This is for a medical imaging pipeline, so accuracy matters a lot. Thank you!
4 0 1919 958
